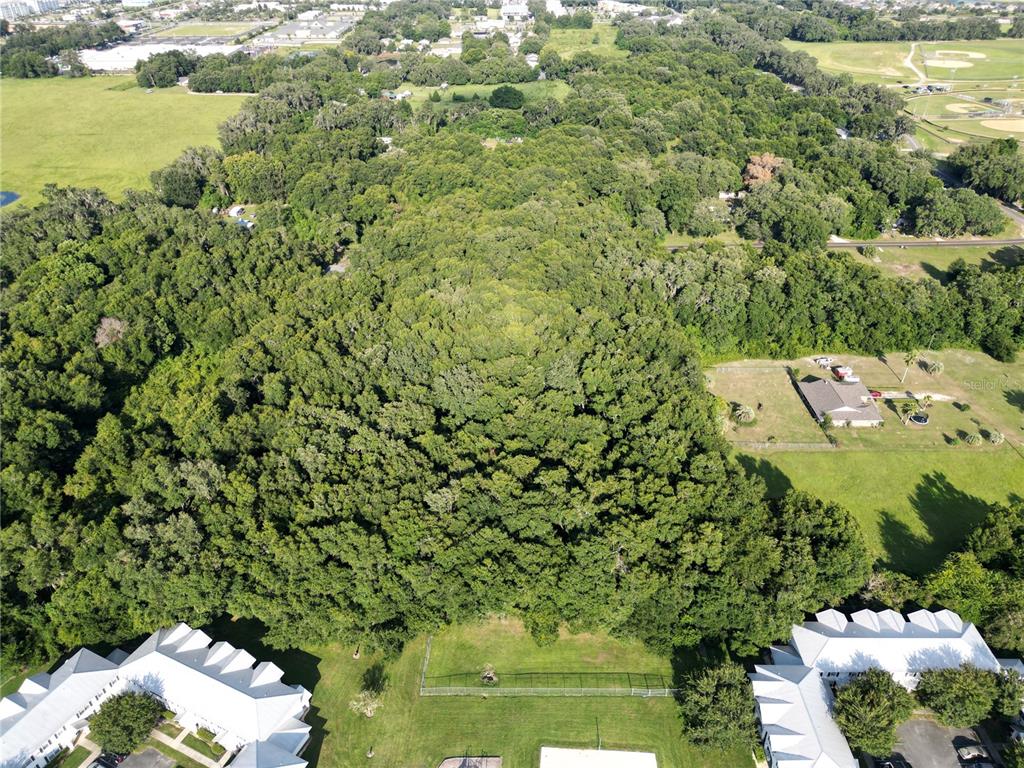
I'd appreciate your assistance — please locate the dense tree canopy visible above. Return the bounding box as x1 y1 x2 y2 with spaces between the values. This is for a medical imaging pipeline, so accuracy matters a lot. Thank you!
1 4 1021 671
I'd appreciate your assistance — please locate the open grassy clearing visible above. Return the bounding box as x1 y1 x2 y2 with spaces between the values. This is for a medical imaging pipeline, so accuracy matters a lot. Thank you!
782 40 919 83
905 89 1023 117
405 79 570 108
425 617 673 689
740 448 1024 575
194 618 750 768
0 76 245 206
153 21 261 37
783 39 1024 86
918 40 1024 81
543 23 627 59
715 350 1024 574
851 243 1024 280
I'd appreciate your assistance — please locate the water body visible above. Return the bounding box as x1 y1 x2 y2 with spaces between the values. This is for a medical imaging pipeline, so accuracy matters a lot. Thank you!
0 191 21 207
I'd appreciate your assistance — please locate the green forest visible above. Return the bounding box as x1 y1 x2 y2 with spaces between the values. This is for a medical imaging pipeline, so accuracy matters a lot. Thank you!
2 2 1023 677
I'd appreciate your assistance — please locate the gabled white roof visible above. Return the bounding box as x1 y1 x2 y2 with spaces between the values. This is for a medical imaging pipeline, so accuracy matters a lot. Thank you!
790 609 1001 678
750 665 856 768
1 624 311 768
1 650 119 768
117 624 310 747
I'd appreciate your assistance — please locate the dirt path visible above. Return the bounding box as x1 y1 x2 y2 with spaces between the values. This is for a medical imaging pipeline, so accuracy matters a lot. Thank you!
904 42 927 87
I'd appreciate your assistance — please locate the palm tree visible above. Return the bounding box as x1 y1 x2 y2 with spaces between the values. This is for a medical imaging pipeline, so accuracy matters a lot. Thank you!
732 403 755 424
927 360 944 376
900 350 919 384
898 400 917 425
920 395 933 410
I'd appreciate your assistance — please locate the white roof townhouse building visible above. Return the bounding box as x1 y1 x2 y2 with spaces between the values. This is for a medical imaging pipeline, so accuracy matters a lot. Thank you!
750 609 1023 768
0 624 311 768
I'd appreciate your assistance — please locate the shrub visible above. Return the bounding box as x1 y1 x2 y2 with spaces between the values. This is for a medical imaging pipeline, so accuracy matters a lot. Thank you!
927 360 944 375
732 403 755 424
988 431 1004 445
965 433 983 446
348 690 383 718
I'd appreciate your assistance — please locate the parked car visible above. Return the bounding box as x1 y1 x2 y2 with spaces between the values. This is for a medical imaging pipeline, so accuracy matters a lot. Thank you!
956 744 989 761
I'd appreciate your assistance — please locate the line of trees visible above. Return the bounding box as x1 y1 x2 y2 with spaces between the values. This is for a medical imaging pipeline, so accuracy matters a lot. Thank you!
0 20 125 78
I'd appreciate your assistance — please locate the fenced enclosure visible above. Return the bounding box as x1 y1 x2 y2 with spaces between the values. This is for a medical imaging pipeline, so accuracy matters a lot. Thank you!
418 637 677 697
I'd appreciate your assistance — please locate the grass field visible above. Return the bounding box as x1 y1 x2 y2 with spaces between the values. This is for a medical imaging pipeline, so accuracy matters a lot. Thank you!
0 76 245 206
424 618 673 690
192 618 750 768
47 747 90 768
850 244 1024 280
153 21 260 37
404 79 570 108
784 39 1024 85
918 40 1024 82
543 23 627 59
714 350 1024 574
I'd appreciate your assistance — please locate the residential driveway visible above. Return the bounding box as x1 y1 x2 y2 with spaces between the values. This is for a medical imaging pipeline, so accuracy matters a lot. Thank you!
121 748 175 768
894 718 981 768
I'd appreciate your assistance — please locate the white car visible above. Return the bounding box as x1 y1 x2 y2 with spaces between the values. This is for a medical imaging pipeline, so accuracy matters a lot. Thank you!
956 744 989 761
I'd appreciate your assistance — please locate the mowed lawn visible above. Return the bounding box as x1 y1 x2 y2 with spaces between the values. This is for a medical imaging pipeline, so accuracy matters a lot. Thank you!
193 617 750 768
783 39 1024 85
544 23 627 59
403 79 570 108
716 350 1024 575
849 244 1024 281
1 76 245 206
153 21 261 37
314 629 749 768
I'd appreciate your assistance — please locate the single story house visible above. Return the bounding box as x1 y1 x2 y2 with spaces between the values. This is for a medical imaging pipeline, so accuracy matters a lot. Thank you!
796 377 882 427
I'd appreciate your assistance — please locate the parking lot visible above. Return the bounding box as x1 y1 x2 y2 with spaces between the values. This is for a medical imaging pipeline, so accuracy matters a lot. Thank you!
892 719 990 768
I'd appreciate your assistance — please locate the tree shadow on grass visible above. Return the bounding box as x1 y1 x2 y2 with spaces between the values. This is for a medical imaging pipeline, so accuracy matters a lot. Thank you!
1006 389 1024 414
735 455 792 499
878 471 992 575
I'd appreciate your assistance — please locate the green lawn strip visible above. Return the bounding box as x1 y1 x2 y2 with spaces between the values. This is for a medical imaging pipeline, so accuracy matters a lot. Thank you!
1 76 245 206
157 722 184 738
740 447 1024 575
311 633 750 768
47 746 91 768
182 734 225 760
144 739 209 768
